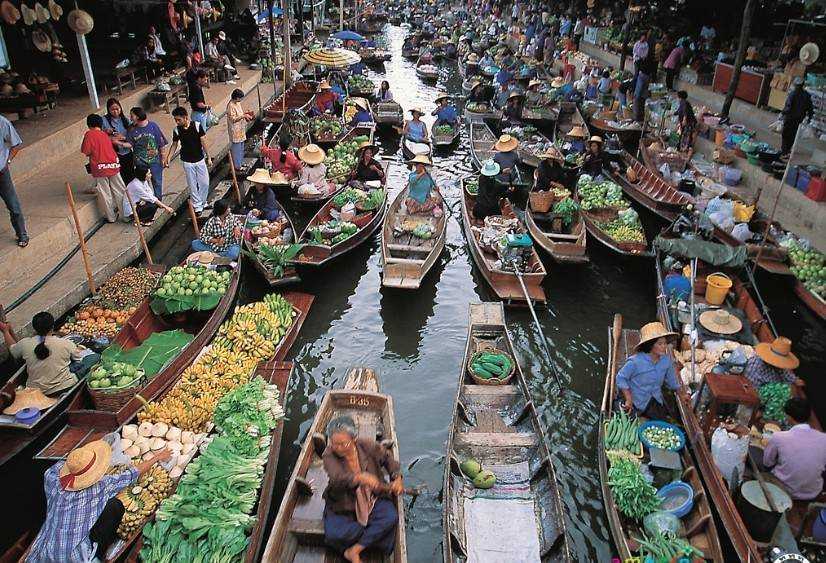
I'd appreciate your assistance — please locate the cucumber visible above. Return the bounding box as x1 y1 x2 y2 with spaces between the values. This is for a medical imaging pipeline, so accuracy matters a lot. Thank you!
481 362 503 376
474 366 494 379
487 354 508 366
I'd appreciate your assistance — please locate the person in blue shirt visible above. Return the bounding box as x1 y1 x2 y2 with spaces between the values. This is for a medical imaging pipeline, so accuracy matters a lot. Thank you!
431 95 457 127
349 99 373 126
479 53 494 69
402 108 428 143
616 321 681 419
662 262 691 302
405 154 442 216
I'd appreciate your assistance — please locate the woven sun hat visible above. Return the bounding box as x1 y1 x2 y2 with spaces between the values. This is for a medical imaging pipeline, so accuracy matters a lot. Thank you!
298 143 325 165
1 1 21 25
494 134 518 152
469 78 483 90
2 387 57 415
588 135 604 145
218 30 226 41
409 106 424 115
551 76 565 88
755 337 799 370
528 79 542 89
480 159 500 177
434 93 451 103
353 98 368 111
800 42 820 66
318 80 333 90
270 170 290 185
539 146 563 161
507 91 525 101
32 29 52 53
48 0 63 20
58 440 112 491
67 7 93 35
467 53 480 63
698 309 743 335
567 125 587 138
247 168 280 185
634 321 677 351
356 140 378 153
406 154 433 166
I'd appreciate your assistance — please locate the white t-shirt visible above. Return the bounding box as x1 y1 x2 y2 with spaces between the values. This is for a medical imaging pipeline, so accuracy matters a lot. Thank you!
123 178 161 217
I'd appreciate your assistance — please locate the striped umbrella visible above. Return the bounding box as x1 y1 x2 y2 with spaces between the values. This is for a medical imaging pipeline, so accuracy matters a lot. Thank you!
303 47 362 69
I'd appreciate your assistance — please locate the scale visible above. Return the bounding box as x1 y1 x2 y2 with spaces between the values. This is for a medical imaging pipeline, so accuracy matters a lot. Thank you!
649 446 682 471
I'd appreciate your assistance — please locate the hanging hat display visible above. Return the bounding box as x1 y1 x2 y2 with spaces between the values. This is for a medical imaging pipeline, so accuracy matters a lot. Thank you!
0 1 20 25
67 7 94 35
34 2 50 23
21 3 36 25
800 43 820 66
32 29 52 52
48 0 63 20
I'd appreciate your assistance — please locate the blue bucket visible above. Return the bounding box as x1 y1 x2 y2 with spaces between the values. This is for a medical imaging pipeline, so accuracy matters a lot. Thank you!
657 481 694 518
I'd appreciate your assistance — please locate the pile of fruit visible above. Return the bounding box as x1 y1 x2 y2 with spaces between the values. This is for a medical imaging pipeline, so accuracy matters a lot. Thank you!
348 74 374 93
604 410 640 453
459 457 497 489
469 350 512 381
344 97 370 123
641 424 683 450
325 138 366 180
607 457 662 520
310 115 344 140
307 220 359 246
577 174 629 210
784 238 826 299
88 362 144 390
139 294 295 432
759 382 792 423
250 219 287 246
120 422 205 478
466 102 490 113
152 266 232 314
434 124 454 136
98 267 160 309
599 218 646 243
59 306 136 340
116 466 175 539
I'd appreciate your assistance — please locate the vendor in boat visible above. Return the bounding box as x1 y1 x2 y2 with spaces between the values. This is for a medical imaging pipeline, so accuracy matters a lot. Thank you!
525 79 544 107
744 336 805 388
261 137 302 180
376 81 394 102
465 53 480 77
322 416 402 563
27 439 170 563
405 154 442 216
243 168 283 222
349 99 374 127
191 199 243 260
479 52 494 69
402 108 429 143
296 143 330 192
565 125 588 154
312 81 338 116
502 91 524 125
616 321 682 419
1 312 98 398
582 136 609 177
350 142 386 183
468 80 494 106
492 134 521 185
431 95 458 127
473 159 509 220
533 148 566 190
762 398 826 502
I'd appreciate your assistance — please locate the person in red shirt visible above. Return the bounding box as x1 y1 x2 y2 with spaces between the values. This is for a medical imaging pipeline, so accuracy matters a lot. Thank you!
312 81 338 115
81 114 127 222
261 137 302 179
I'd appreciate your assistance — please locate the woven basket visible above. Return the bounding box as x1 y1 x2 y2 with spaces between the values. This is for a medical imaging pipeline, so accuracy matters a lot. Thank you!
530 190 555 213
468 346 515 385
89 377 144 412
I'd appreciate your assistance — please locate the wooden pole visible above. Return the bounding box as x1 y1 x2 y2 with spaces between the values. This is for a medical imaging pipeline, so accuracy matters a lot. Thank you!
722 0 757 117
187 199 201 238
125 196 153 265
65 183 97 294
227 152 243 203
283 0 293 90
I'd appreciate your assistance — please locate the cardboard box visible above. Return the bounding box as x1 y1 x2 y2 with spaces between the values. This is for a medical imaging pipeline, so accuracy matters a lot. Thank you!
768 88 788 111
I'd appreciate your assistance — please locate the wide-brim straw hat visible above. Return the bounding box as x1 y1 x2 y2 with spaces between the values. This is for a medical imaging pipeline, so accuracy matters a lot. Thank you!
469 79 483 90
58 440 112 491
467 53 480 63
551 77 565 88
356 140 378 154
800 42 820 66
480 159 500 177
48 0 63 20
567 125 587 139
271 170 290 185
188 251 215 265
507 91 525 101
755 337 799 370
698 309 743 335
588 135 604 145
2 387 57 415
248 167 280 185
353 98 368 111
407 154 432 166
409 107 424 115
1 0 20 25
434 93 451 104
494 134 519 152
539 147 563 161
67 8 94 35
298 143 325 165
32 29 52 53
319 80 333 90
635 321 677 351
528 79 542 89
218 30 226 40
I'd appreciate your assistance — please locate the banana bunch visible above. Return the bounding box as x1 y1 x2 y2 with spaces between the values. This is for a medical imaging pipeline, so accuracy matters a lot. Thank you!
116 467 174 539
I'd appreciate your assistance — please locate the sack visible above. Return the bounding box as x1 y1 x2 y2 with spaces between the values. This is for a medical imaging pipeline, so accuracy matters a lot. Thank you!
731 222 753 242
710 426 749 485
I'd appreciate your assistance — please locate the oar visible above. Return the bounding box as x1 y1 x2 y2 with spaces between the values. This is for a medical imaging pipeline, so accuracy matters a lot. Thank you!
508 257 564 395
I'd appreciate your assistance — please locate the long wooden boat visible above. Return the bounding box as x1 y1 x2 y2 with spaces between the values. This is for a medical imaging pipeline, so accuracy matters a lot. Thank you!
431 118 461 147
402 40 418 59
469 120 497 170
553 103 590 143
381 184 447 289
575 185 653 259
587 115 643 146
516 129 553 168
401 135 432 161
243 197 301 288
521 104 558 125
443 302 570 562
460 178 546 303
264 81 318 123
415 57 439 82
616 149 692 221
599 314 724 562
0 266 165 467
374 100 404 127
793 280 826 320
262 367 408 562
525 194 588 264
294 162 389 267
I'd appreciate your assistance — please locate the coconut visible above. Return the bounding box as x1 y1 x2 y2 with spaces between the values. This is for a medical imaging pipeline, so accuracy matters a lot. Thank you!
138 421 154 437
151 422 169 438
122 424 138 440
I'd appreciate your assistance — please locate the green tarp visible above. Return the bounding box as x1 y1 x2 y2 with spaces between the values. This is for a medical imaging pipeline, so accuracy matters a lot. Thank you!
100 329 194 378
654 236 748 268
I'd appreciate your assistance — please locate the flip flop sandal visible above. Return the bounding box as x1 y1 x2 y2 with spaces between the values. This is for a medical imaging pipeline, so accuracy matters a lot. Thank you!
17 239 28 247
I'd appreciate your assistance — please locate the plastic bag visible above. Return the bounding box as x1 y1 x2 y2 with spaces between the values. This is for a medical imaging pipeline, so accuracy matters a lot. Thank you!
705 196 733 217
799 118 815 140
711 426 749 485
643 511 681 536
205 109 220 128
709 211 735 233
769 118 784 134
731 222 753 242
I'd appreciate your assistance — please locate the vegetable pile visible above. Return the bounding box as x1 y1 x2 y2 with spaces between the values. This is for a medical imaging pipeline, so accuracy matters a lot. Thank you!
434 124 454 135
577 174 630 210
246 243 303 280
641 425 682 450
759 382 792 423
332 187 368 208
325 138 367 180
347 74 374 93
633 530 704 561
599 209 645 243
310 115 344 140
88 362 144 390
358 188 385 211
604 409 640 453
552 198 579 229
151 266 232 315
785 238 826 299
307 220 359 245
140 376 285 562
607 458 662 520
465 177 479 195
466 101 491 113
469 350 512 381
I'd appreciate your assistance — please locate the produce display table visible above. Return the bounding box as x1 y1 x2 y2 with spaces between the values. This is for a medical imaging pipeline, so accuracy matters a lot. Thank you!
712 62 772 106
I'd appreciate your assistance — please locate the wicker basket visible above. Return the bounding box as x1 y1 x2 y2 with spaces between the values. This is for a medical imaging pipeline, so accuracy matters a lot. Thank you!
530 190 555 213
468 346 515 385
89 378 144 412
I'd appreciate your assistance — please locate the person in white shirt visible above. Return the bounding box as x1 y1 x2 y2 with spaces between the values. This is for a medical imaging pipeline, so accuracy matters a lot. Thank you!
123 167 174 226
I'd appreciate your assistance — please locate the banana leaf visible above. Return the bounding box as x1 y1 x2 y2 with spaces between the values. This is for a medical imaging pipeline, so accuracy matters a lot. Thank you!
101 329 194 377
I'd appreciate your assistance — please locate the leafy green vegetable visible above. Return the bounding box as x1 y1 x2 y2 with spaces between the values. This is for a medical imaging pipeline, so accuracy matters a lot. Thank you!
607 458 661 520
243 243 303 279
552 198 579 228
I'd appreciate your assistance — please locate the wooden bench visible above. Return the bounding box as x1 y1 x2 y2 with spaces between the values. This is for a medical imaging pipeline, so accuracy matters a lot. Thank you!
149 82 187 113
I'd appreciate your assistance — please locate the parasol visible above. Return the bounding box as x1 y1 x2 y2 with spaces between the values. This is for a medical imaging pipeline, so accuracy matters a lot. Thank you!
304 47 361 68
332 30 366 42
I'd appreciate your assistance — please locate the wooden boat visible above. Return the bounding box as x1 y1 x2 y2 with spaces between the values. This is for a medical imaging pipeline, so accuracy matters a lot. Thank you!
515 129 553 168
262 367 408 562
443 302 570 562
431 118 461 147
521 104 558 124
469 120 497 170
401 135 432 161
415 57 439 83
794 280 826 320
460 178 546 303
358 19 384 35
374 100 404 127
295 162 389 267
381 184 447 289
553 103 589 143
616 149 692 221
0 266 166 467
402 40 418 59
243 197 301 288
359 46 391 65
587 114 643 147
464 102 502 124
525 193 588 264
575 183 653 258
264 81 318 123
599 314 724 562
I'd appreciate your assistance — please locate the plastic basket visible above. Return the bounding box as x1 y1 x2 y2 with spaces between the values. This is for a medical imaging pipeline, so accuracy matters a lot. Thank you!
467 346 515 386
638 420 686 451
